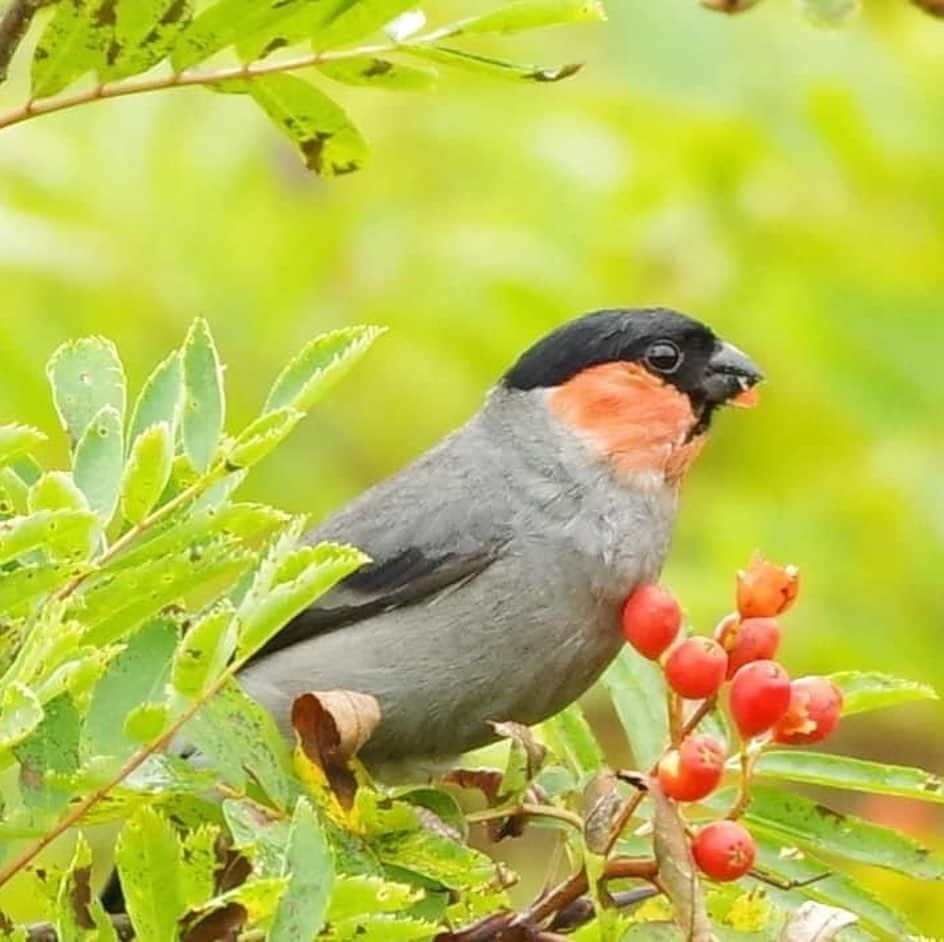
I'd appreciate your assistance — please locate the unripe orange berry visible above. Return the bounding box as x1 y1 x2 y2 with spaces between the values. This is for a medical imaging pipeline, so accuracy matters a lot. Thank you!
736 553 799 618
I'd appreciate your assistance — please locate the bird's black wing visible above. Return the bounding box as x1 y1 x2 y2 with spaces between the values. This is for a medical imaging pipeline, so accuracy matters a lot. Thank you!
247 436 511 663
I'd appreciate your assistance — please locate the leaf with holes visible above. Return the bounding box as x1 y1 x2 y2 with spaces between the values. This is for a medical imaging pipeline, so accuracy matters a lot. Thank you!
0 510 98 565
28 472 88 513
127 349 184 450
171 603 236 697
14 694 81 813
73 405 124 523
182 318 225 473
120 422 173 524
47 336 126 446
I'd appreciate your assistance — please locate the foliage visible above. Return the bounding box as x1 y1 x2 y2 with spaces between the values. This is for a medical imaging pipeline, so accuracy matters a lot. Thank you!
0 0 606 171
0 325 940 939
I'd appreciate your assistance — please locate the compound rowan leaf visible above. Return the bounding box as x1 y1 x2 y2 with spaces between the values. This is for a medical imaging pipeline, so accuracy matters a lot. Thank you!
120 422 173 524
0 561 73 615
226 408 303 471
171 603 237 697
102 0 195 82
222 74 368 177
0 510 98 565
127 349 184 450
47 336 126 447
73 405 124 523
181 319 225 473
14 694 80 813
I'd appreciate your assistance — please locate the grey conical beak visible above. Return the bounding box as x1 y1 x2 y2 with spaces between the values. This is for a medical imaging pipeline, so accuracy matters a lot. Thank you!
702 341 764 405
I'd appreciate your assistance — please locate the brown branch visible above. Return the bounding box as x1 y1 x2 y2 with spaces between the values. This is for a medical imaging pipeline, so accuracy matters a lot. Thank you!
0 0 51 83
26 915 134 940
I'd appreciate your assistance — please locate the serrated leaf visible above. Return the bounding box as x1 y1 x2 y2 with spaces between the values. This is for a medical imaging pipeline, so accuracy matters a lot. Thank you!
124 701 170 742
0 561 73 614
405 44 582 82
183 679 294 808
269 798 334 941
226 408 303 471
236 542 367 661
77 548 251 646
102 0 194 82
603 645 667 771
0 510 98 565
181 318 224 473
317 57 437 90
172 603 237 697
29 472 88 513
541 701 604 779
264 326 384 414
439 0 606 37
755 751 944 804
127 349 184 449
313 0 419 50
831 671 938 716
82 617 178 760
0 424 46 468
14 694 80 811
47 336 125 446
115 806 184 942
0 682 44 752
799 0 860 26
326 875 420 921
179 825 221 908
222 73 368 176
744 785 944 879
752 829 915 937
0 466 30 516
120 422 173 524
30 0 117 98
73 405 124 523
56 832 115 942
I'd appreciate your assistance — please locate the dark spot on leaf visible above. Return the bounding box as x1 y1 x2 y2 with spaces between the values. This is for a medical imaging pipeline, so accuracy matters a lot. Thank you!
922 775 943 792
331 161 360 176
161 0 188 26
300 131 334 174
95 0 118 29
180 902 247 942
70 865 95 929
529 62 582 83
362 58 393 78
262 36 288 56
213 835 252 894
106 38 122 65
813 803 846 822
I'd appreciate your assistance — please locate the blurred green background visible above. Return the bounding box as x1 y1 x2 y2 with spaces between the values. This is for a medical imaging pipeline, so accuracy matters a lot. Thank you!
1 0 942 930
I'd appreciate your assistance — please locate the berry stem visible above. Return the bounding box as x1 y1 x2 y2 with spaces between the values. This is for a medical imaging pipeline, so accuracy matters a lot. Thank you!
726 740 764 820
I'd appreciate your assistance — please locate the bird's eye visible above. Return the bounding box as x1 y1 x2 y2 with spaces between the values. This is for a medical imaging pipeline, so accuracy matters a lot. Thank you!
645 340 683 374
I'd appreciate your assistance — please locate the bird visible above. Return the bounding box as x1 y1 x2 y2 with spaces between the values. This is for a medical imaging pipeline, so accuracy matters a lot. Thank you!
239 307 762 778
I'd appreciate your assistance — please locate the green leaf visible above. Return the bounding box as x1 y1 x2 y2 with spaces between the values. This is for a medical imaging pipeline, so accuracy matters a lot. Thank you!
755 750 944 804
313 0 419 50
831 671 938 716
236 542 367 661
0 510 98 565
115 806 185 942
72 405 124 523
226 408 304 471
223 796 290 874
77 547 251 646
47 336 126 446
120 422 173 524
222 74 368 176
317 57 437 90
183 678 294 809
82 617 178 760
0 466 30 516
0 561 73 614
0 424 46 468
264 326 385 414
799 0 860 26
440 0 606 37
744 785 944 879
181 318 225 473
56 833 116 942
752 829 915 938
405 45 582 82
179 824 221 908
326 875 420 921
14 694 81 812
540 701 604 779
171 603 237 697
124 701 170 742
603 645 667 771
269 799 334 941
28 472 88 513
127 349 184 449
0 682 44 752
30 0 115 98
332 916 437 941
102 0 194 82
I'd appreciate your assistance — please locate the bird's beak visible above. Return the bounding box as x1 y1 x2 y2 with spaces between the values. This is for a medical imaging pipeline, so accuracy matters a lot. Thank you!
701 341 764 408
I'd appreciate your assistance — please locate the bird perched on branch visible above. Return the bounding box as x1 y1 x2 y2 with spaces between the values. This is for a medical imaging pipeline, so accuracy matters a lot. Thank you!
240 307 762 777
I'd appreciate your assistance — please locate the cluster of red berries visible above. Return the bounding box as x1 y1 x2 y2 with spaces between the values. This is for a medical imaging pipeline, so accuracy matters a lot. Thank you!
621 553 843 882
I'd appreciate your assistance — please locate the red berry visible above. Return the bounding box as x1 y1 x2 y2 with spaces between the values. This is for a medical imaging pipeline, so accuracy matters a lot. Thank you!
692 820 756 881
716 617 781 679
657 734 726 802
736 553 799 618
729 660 791 738
665 637 728 699
773 676 843 745
621 584 681 660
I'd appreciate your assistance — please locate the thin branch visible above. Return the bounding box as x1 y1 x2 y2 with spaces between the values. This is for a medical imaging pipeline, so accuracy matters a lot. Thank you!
465 802 584 832
26 915 134 941
0 40 396 132
0 0 50 83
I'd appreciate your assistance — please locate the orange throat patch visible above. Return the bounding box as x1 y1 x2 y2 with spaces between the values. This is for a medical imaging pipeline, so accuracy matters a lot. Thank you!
548 362 706 485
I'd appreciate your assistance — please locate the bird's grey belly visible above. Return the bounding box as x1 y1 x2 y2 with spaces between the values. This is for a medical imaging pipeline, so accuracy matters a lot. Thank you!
239 554 629 765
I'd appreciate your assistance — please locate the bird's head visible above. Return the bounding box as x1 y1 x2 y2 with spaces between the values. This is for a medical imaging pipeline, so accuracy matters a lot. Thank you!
501 308 763 484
